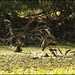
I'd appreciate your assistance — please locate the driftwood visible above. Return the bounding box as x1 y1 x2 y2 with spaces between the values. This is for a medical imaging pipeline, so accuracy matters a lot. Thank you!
30 52 49 57
65 49 75 56
49 49 57 57
65 49 71 55
49 48 75 57
70 51 75 55
30 48 75 58
58 49 63 55
49 48 63 57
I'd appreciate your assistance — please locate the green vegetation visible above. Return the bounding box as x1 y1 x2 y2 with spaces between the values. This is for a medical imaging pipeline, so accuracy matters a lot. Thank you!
0 67 75 74
0 0 75 47
0 45 75 74
0 1 75 74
